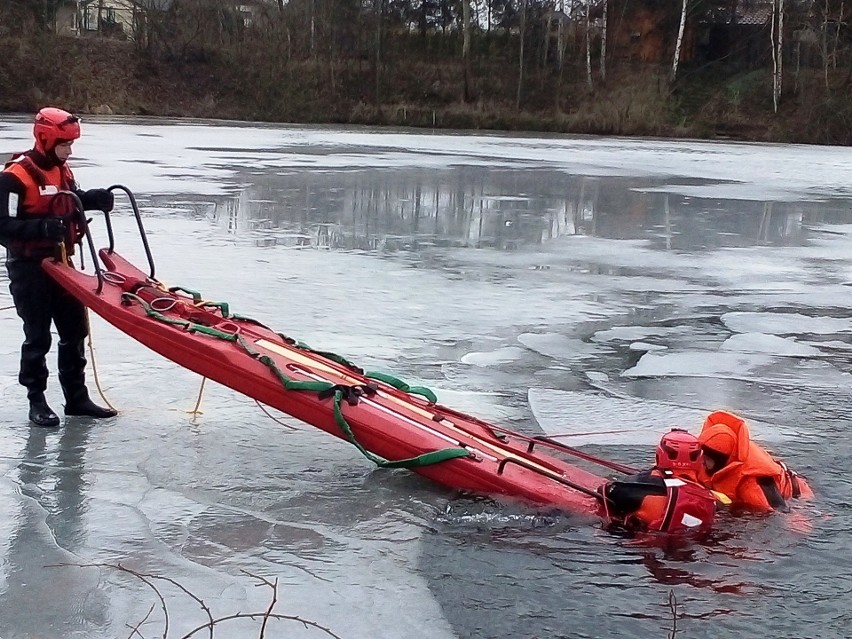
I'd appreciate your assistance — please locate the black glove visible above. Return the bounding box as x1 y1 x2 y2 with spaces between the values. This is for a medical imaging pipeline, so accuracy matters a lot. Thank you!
83 188 114 213
40 218 67 240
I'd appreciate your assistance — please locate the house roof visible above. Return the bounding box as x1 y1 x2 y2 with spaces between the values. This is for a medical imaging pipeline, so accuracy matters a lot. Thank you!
735 3 773 25
701 0 774 26
135 0 174 8
79 0 174 8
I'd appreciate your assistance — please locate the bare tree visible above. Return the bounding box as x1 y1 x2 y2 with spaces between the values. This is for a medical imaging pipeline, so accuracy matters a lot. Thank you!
671 0 688 82
585 2 592 88
600 0 607 82
310 0 316 58
823 0 831 88
542 5 553 70
557 0 565 71
820 0 847 90
771 0 785 112
463 0 472 101
375 0 384 109
517 0 527 108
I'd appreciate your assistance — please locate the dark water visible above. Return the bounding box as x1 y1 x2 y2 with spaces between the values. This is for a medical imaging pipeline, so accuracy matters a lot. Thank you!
1 121 851 638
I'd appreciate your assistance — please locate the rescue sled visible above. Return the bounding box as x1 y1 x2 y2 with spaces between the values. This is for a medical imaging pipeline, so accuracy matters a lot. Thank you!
42 186 636 518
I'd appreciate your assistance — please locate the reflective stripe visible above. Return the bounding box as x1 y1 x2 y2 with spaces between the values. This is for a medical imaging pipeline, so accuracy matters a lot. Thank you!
681 513 703 528
659 485 680 532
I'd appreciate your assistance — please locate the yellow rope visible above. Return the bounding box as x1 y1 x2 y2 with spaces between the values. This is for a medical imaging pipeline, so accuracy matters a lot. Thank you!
84 307 118 411
187 377 206 416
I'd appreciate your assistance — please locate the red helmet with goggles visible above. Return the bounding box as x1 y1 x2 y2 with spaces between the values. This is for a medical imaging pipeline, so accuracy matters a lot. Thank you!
33 107 81 155
655 428 702 473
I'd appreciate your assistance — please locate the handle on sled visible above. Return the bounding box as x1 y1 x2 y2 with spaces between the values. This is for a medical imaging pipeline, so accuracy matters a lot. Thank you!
104 184 156 281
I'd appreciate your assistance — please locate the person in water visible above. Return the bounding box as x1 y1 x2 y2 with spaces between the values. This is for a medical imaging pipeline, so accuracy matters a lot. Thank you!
599 429 718 534
0 107 117 427
697 410 812 512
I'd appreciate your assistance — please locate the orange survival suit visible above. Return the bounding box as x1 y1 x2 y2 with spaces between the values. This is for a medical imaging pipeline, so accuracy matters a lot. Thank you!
697 411 813 512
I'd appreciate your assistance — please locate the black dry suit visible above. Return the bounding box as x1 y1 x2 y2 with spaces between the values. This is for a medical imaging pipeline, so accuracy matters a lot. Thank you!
0 150 114 419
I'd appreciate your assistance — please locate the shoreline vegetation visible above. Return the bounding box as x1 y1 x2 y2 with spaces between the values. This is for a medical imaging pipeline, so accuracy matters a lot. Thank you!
0 1 850 145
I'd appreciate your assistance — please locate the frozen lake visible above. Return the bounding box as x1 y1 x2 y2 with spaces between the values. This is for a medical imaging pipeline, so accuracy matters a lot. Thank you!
1 116 851 638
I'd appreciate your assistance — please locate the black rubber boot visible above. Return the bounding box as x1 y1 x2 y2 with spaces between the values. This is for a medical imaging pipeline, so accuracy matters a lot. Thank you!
64 396 118 418
29 393 60 428
64 388 118 418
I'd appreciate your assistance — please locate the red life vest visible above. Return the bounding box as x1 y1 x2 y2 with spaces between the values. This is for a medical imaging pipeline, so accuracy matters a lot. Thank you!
601 469 717 534
2 152 80 258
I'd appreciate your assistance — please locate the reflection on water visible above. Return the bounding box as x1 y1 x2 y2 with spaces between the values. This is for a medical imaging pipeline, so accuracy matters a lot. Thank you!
204 169 851 253
0 425 108 638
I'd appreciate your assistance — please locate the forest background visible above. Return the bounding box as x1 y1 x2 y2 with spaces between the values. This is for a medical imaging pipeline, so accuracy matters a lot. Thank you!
0 0 850 145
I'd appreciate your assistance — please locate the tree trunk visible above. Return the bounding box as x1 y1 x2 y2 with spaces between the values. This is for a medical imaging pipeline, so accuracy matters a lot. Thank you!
462 0 471 102
777 0 784 106
310 0 316 59
542 9 553 69
771 0 784 112
834 1 844 69
516 0 526 109
600 0 607 82
375 0 383 110
822 0 829 90
671 0 688 82
585 5 592 89
556 0 564 71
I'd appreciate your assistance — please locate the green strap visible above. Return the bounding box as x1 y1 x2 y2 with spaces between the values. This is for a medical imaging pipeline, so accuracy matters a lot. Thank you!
188 324 237 340
121 293 239 341
291 339 363 372
123 290 465 469
199 300 231 317
168 285 202 302
365 371 438 403
331 390 469 468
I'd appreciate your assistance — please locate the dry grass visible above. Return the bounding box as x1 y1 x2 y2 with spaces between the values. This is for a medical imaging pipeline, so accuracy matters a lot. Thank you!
1 32 849 144
564 72 673 136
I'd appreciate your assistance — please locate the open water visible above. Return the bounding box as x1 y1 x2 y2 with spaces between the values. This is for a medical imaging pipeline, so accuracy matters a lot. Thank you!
0 117 850 638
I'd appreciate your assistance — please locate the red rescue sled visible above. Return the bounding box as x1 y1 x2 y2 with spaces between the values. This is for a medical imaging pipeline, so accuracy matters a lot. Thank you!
42 187 630 518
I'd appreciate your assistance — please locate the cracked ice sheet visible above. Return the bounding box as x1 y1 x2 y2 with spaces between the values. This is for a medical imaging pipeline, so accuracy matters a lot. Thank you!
528 389 793 446
721 333 824 357
721 312 852 335
517 333 606 361
623 350 852 389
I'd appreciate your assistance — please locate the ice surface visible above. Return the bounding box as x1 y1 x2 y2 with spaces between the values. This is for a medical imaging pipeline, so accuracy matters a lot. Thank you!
720 333 824 356
528 388 792 445
721 311 852 335
3 117 852 201
1 116 851 639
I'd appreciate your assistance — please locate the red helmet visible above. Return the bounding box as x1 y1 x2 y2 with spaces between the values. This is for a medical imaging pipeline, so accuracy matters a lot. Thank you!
655 428 702 472
33 107 81 155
